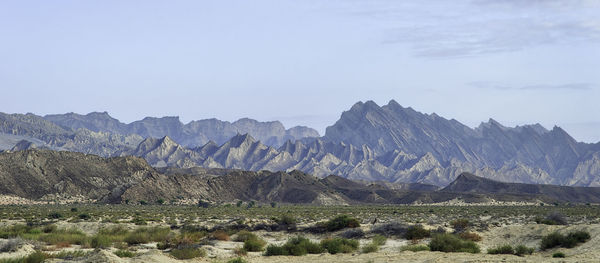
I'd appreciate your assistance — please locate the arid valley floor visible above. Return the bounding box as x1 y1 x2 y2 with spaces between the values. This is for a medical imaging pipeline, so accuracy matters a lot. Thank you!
1 204 599 262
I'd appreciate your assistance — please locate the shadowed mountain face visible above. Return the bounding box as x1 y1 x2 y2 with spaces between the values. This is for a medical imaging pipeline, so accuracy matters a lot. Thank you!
442 173 600 203
44 112 319 148
2 100 600 187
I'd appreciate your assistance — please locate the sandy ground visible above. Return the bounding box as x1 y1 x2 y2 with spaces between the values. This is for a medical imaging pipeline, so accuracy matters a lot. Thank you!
4 223 600 262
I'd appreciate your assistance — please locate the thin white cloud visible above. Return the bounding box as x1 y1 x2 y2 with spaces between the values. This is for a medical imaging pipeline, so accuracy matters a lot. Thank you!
343 0 600 58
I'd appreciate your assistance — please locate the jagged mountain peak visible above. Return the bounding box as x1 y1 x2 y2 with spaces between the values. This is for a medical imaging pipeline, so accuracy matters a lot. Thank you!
228 133 257 148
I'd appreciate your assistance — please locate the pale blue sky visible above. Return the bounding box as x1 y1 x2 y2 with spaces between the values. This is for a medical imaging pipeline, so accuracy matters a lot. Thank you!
1 0 599 142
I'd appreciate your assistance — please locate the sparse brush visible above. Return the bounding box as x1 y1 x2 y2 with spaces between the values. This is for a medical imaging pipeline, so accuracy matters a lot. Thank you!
324 215 360 232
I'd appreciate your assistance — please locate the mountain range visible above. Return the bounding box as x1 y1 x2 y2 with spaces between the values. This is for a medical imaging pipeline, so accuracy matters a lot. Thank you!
1 100 599 187
2 149 596 204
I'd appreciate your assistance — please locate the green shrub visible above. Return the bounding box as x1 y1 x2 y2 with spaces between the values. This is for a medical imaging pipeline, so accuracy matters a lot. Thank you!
124 232 150 245
91 235 112 248
320 237 359 254
541 231 590 250
170 247 206 259
361 243 378 253
400 244 430 252
324 215 360 232
265 245 289 256
514 245 534 256
114 250 135 258
264 236 323 256
234 230 257 242
243 237 266 252
405 225 430 240
487 244 514 254
552 252 566 258
429 233 480 253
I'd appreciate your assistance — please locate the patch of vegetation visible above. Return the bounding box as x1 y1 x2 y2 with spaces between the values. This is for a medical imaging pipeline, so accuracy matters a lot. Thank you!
170 247 206 260
324 215 360 232
49 250 89 260
124 227 171 245
540 231 590 250
264 236 323 256
514 245 535 256
361 234 387 253
0 251 47 263
553 252 566 258
320 237 359 254
487 244 514 254
243 236 266 252
234 230 257 242
400 244 430 252
429 233 480 253
404 224 430 240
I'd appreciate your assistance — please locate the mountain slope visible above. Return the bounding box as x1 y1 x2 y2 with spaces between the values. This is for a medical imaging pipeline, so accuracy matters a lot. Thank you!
442 172 600 203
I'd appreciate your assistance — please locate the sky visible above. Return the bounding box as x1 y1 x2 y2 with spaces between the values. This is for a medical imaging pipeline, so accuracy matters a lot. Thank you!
1 0 599 142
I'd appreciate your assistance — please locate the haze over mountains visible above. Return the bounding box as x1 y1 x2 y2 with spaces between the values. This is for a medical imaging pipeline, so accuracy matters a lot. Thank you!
1 100 599 187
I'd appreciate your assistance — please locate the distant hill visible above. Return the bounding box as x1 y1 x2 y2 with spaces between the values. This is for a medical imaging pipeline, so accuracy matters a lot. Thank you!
2 149 599 205
442 172 600 203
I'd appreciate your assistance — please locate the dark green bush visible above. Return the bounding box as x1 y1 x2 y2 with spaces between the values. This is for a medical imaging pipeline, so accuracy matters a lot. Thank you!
429 233 480 253
405 225 430 240
514 245 534 256
541 231 590 250
552 252 565 258
265 244 289 256
324 215 360 232
320 237 359 254
487 244 514 254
